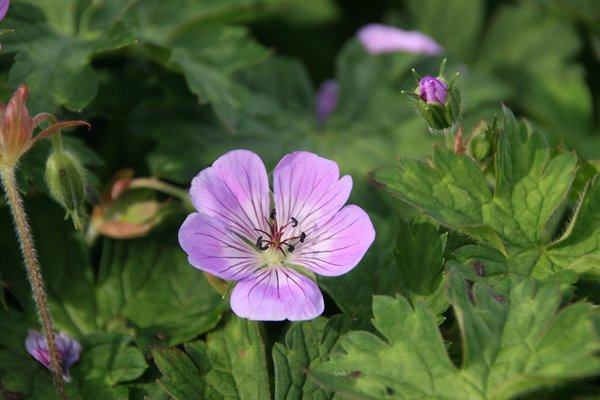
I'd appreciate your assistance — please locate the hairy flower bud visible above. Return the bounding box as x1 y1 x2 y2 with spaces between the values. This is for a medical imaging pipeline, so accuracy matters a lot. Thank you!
407 60 463 133
45 150 86 219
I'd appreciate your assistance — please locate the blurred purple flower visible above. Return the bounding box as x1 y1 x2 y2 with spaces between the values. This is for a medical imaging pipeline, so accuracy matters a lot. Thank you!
25 330 81 382
419 76 447 104
0 0 8 21
179 150 375 321
315 79 338 126
357 23 443 55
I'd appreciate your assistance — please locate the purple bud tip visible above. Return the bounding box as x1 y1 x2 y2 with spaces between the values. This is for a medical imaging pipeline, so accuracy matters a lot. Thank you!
315 79 338 126
25 330 82 382
356 23 443 55
419 76 448 104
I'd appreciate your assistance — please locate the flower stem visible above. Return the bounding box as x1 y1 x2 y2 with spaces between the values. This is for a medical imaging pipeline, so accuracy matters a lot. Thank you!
0 166 67 400
128 177 194 211
51 131 64 154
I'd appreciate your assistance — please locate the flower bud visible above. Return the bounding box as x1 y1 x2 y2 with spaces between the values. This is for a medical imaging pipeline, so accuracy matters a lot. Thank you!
45 150 86 221
408 60 463 133
419 76 447 104
467 118 499 168
90 170 173 240
25 330 81 382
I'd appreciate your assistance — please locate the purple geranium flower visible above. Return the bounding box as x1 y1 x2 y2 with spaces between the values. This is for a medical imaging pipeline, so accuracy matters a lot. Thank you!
315 79 338 126
179 150 375 321
357 23 443 55
25 330 81 382
419 76 447 104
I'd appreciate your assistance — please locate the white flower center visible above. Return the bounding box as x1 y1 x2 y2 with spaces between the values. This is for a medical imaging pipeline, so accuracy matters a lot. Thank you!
261 246 286 265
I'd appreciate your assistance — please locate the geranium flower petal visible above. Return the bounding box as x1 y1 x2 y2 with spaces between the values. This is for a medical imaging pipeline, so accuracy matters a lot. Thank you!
273 151 352 237
179 213 263 280
230 267 324 321
356 23 443 55
190 150 270 239
288 205 375 276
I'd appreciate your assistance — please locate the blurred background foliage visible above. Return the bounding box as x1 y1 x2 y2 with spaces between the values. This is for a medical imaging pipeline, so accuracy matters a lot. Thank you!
0 0 599 398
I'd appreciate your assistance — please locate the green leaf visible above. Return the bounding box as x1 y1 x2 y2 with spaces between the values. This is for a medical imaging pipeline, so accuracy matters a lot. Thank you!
128 58 313 185
310 270 600 400
548 176 600 277
74 333 147 386
123 0 283 43
167 24 269 130
2 1 135 112
153 316 270 400
333 41 420 126
319 217 448 318
448 245 578 303
474 3 593 149
273 316 351 400
478 4 579 74
95 234 224 346
406 0 483 60
372 106 582 280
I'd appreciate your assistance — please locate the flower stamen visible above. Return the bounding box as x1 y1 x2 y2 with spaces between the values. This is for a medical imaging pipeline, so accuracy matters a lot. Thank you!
254 214 306 255
255 236 270 251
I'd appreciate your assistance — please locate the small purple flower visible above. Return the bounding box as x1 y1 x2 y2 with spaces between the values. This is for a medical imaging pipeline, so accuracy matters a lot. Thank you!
315 79 338 126
357 23 443 55
179 150 375 321
25 330 81 382
0 0 9 21
419 76 447 104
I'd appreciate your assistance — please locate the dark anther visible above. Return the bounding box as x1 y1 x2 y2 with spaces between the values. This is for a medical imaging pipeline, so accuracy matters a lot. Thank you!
299 232 306 243
255 236 269 251
291 217 298 227
287 244 295 253
270 209 276 220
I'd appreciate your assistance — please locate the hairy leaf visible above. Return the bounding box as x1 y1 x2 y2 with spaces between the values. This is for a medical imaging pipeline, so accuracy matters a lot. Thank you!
96 234 224 347
153 316 269 400
273 316 351 400
371 106 596 281
310 270 600 400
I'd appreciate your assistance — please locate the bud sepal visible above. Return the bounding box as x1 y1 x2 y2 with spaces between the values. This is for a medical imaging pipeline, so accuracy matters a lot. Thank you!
0 83 90 167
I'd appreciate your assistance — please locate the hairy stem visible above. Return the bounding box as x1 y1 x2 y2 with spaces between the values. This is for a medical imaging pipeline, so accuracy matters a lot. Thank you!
0 166 67 400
